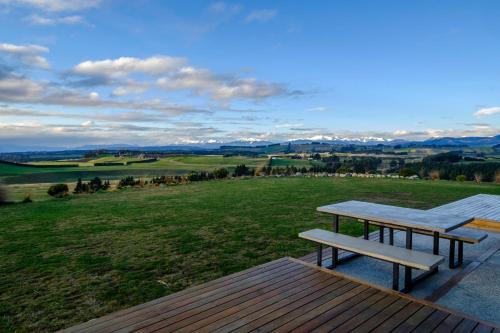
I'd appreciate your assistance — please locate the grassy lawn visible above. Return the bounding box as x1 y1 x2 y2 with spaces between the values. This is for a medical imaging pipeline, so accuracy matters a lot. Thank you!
0 177 499 332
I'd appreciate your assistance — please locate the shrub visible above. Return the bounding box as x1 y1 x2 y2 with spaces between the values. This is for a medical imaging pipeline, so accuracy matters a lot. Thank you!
213 168 229 179
456 175 466 182
233 164 251 177
399 168 416 177
47 184 69 198
118 176 139 188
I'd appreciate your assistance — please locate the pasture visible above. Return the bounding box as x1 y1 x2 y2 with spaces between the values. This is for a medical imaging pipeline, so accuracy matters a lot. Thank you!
0 176 499 332
0 155 272 185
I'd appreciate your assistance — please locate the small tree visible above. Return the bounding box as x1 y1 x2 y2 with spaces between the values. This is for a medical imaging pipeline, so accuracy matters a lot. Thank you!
233 164 250 177
474 172 482 184
213 168 229 179
48 184 69 198
88 177 103 192
456 174 466 182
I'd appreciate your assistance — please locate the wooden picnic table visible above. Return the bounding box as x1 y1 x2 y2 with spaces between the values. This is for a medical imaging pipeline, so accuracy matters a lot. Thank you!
317 200 474 291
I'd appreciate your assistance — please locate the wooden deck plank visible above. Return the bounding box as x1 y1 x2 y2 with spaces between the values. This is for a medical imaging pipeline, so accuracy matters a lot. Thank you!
103 262 304 333
291 291 387 332
412 310 449 333
256 285 376 332
170 270 329 332
228 283 362 332
152 267 319 332
132 265 316 332
433 314 464 333
473 323 495 333
59 257 498 333
369 302 423 333
454 318 480 333
62 257 291 332
350 298 412 333
331 294 400 332
65 258 295 333
190 276 349 332
391 306 435 333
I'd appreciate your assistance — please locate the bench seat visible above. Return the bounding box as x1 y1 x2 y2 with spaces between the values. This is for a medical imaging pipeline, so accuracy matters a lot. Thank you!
366 220 487 244
299 229 445 291
300 229 444 271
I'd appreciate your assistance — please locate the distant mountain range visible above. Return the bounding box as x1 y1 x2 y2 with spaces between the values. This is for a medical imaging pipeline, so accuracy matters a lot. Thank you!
1 135 499 153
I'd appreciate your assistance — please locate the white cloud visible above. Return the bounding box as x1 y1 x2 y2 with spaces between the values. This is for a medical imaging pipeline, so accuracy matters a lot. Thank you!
306 106 328 112
245 9 277 23
208 1 241 15
474 107 500 117
73 56 187 78
27 14 85 25
157 66 286 101
111 81 149 96
0 42 48 54
0 0 100 12
0 42 50 68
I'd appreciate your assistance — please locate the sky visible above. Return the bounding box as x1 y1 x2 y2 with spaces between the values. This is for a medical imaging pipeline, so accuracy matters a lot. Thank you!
0 0 499 149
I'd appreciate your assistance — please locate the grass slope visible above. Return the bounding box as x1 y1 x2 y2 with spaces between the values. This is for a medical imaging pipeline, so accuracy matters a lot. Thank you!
0 177 498 332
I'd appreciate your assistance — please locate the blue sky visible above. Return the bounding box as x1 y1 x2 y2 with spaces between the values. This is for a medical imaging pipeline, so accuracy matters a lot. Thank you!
0 0 499 148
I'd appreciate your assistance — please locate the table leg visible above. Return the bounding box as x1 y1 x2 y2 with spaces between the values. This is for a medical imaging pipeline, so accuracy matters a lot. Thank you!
379 226 384 243
332 215 339 233
449 240 456 268
332 215 339 267
404 228 413 291
364 220 369 240
458 241 463 266
432 231 439 273
389 228 394 245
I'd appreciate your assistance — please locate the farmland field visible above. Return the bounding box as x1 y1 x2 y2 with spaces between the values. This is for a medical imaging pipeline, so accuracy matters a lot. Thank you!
0 176 499 332
0 155 272 185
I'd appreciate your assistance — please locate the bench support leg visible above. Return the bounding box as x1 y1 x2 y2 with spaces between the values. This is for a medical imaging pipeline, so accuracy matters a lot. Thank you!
392 263 399 290
404 228 413 291
404 266 412 291
364 220 369 240
317 244 323 267
458 241 463 266
331 247 338 268
389 228 394 245
450 240 464 268
449 240 456 268
379 226 384 243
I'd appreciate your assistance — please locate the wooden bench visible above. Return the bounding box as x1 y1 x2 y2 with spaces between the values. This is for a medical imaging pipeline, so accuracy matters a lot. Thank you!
299 229 445 291
366 221 487 268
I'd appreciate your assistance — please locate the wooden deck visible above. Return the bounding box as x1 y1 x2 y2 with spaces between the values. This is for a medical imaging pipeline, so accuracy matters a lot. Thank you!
428 194 500 232
61 257 498 333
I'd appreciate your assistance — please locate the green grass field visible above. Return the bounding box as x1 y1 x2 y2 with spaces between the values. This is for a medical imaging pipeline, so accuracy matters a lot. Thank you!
0 177 499 332
0 155 272 185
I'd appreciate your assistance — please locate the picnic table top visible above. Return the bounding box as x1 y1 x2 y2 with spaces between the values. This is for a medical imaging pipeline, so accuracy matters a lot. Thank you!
317 200 473 233
428 194 500 223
